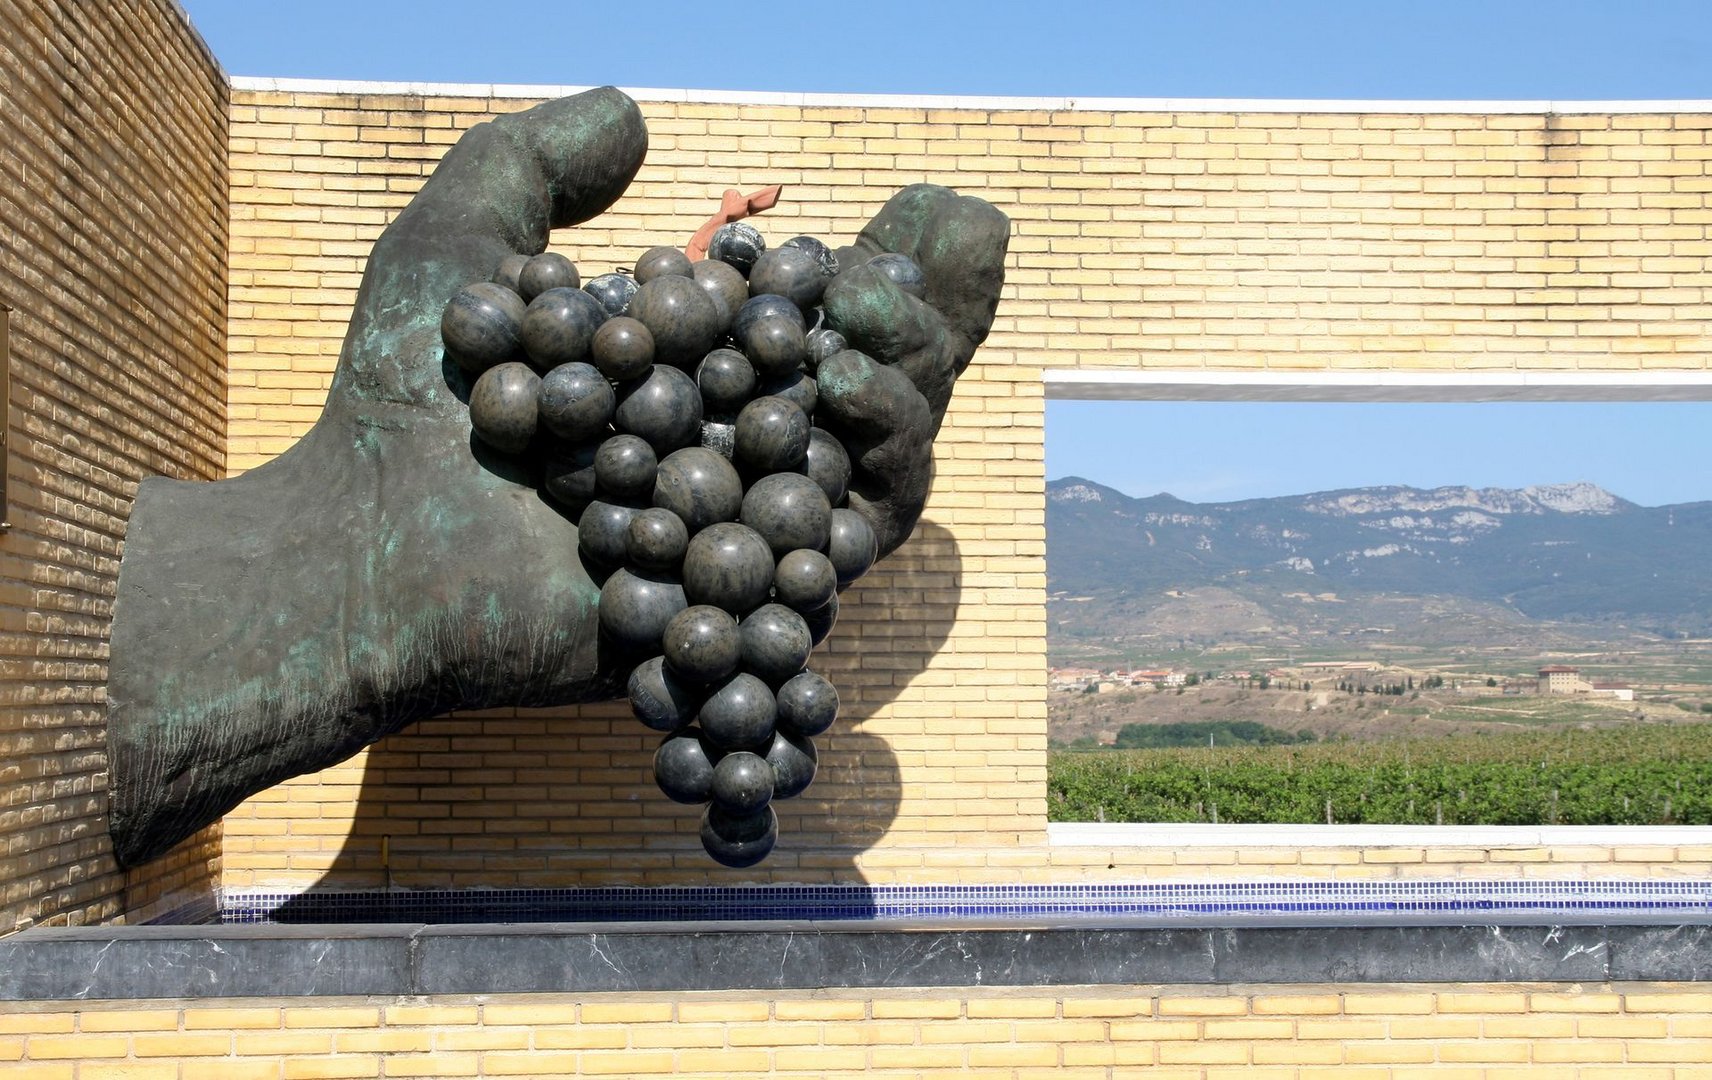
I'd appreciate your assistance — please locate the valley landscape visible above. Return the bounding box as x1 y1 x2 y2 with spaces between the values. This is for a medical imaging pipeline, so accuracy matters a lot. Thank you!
1043 476 1712 824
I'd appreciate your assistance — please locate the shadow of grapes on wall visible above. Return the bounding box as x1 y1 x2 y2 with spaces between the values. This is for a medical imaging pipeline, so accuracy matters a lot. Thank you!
272 518 961 916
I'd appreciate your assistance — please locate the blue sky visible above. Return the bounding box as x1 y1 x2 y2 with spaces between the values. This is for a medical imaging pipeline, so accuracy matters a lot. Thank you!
183 1 1711 100
1046 402 1712 507
182 1 1712 506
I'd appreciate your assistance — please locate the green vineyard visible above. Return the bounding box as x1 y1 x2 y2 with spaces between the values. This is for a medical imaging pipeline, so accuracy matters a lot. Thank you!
1047 724 1712 825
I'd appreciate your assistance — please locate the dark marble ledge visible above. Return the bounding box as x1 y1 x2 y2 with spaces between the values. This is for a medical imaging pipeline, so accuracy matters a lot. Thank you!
3 921 1710 1001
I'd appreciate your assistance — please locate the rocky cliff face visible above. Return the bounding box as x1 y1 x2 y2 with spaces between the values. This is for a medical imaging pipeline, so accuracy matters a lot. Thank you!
1047 478 1712 634
1298 481 1630 520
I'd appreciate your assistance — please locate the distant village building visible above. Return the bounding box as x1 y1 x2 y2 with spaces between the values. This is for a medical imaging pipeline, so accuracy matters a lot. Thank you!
1048 667 1104 691
1128 669 1186 689
1048 666 1192 693
1591 680 1635 702
1048 666 1197 692
1536 666 1633 700
1538 665 1584 695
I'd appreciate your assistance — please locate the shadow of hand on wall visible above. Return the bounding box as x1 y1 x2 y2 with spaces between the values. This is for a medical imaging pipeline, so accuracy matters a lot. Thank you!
272 519 961 910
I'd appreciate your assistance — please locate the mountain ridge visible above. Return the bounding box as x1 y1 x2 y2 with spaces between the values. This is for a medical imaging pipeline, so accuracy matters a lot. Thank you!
1049 477 1657 515
1046 477 1712 644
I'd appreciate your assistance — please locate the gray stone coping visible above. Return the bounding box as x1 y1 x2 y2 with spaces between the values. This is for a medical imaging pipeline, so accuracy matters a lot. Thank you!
3 918 1710 1000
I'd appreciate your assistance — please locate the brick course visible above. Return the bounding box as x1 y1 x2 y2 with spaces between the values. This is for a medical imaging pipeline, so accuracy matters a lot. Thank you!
222 87 1712 890
0 0 227 932
7 985 1712 1076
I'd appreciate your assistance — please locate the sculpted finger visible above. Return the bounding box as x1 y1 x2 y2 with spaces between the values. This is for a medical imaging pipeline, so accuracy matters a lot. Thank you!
851 183 962 264
822 263 956 419
841 185 1007 360
912 194 1009 362
816 349 935 558
404 86 648 242
334 87 647 406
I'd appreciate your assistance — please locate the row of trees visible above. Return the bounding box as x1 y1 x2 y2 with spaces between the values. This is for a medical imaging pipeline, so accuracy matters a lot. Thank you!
1333 673 1453 694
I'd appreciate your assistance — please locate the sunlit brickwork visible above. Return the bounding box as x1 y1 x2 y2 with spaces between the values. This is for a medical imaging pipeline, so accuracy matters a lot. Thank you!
220 84 1712 890
8 986 1712 1077
0 0 227 934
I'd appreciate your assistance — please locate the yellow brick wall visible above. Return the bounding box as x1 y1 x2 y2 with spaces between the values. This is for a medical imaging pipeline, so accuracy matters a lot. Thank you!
219 86 1712 891
7 984 1712 1076
0 0 228 931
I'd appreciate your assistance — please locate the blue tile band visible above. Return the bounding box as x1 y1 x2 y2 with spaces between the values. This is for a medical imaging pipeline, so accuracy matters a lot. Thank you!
206 879 1712 926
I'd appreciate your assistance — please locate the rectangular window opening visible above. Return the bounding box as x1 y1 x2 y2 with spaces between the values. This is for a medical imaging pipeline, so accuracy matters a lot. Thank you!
1043 370 1712 847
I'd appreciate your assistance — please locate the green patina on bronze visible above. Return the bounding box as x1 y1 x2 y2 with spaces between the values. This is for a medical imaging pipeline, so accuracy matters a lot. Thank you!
106 90 1009 869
